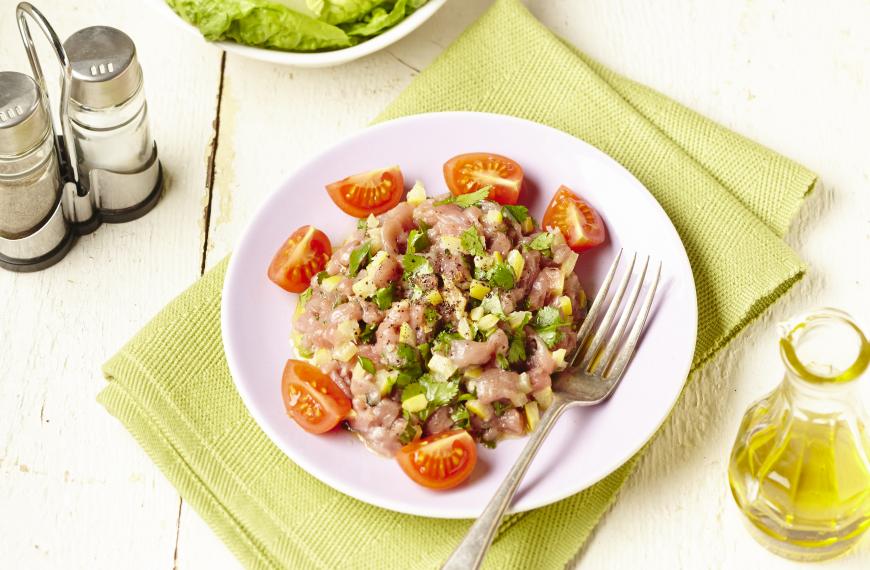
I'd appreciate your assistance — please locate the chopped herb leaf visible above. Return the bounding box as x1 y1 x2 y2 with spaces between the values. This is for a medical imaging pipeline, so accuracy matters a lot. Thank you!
358 355 375 374
348 241 372 277
493 401 509 416
315 271 329 283
424 306 439 324
435 186 491 208
450 405 470 429
496 353 510 370
401 382 425 401
419 374 460 409
433 330 461 354
460 226 485 256
399 422 419 445
402 253 432 280
396 343 424 381
501 204 530 225
359 322 377 344
489 263 516 289
373 284 394 310
508 331 526 364
532 306 571 348
538 329 563 348
407 226 430 254
528 232 554 254
417 342 431 364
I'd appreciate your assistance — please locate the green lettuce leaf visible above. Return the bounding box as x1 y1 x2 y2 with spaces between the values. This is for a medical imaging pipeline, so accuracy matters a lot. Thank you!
307 0 385 25
166 0 354 51
341 0 407 37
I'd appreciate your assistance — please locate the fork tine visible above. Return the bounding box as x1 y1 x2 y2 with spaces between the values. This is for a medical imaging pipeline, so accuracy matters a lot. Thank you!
591 256 649 377
578 253 637 371
606 261 661 380
569 249 623 365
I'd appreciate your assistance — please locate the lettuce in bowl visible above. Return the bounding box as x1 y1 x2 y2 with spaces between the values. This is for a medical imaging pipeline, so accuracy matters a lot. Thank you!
166 0 430 52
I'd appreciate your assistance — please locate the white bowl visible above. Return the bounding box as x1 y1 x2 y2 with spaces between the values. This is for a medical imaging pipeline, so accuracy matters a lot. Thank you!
148 0 449 68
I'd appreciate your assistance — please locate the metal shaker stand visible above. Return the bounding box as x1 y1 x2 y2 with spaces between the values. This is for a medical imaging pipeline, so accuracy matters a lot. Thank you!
0 3 162 272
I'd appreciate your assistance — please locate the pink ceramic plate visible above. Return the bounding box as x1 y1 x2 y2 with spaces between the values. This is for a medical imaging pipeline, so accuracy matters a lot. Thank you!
222 112 697 518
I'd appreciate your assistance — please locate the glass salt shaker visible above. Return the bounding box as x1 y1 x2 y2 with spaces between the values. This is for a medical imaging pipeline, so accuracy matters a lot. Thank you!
63 25 161 221
728 308 870 561
0 70 71 271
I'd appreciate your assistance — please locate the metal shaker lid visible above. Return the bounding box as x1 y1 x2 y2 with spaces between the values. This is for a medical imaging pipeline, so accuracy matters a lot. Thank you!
0 72 49 156
64 26 142 110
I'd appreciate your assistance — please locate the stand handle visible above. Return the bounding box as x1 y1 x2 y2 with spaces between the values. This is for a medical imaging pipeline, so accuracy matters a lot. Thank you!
16 2 81 194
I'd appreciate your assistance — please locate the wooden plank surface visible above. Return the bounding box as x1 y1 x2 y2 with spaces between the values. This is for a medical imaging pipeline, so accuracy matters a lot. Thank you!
2 0 869 568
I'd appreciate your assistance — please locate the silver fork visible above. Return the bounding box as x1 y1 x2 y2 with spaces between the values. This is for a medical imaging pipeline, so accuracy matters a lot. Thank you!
442 250 661 570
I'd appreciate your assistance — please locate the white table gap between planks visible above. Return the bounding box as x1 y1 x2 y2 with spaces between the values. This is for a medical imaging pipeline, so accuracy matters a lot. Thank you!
2 1 869 569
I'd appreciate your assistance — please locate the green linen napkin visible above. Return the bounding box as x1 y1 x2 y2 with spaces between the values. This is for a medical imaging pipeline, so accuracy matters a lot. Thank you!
100 1 816 568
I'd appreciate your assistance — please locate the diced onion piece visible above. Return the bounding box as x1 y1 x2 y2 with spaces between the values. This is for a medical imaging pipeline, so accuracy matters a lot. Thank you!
457 318 474 340
367 227 383 252
366 213 380 228
428 353 458 381
509 393 528 407
478 314 499 331
484 208 503 225
439 235 462 252
507 249 524 278
336 320 359 343
469 280 491 300
352 278 376 298
351 362 368 382
517 372 532 393
312 348 332 368
469 306 485 321
376 369 398 396
524 401 540 431
321 274 344 292
406 181 427 205
507 311 531 330
560 251 579 276
334 342 358 362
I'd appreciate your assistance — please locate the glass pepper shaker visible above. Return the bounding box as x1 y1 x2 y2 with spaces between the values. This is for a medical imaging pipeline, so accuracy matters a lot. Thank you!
728 308 870 561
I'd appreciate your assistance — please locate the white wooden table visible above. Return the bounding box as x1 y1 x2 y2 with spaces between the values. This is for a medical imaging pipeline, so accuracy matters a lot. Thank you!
1 1 868 568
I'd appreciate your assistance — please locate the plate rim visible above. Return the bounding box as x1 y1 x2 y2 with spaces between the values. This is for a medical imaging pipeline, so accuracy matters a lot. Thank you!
147 0 449 68
222 111 698 518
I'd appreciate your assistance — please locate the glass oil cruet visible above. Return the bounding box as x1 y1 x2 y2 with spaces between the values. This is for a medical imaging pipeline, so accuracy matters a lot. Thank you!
729 308 870 561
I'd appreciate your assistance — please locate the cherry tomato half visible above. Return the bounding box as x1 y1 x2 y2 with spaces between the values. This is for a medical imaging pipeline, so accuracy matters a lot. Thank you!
267 225 332 293
443 153 524 205
326 166 405 217
281 360 351 434
542 185 606 252
396 429 478 490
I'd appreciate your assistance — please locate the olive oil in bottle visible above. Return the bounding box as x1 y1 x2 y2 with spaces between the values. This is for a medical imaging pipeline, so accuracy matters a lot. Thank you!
728 308 870 561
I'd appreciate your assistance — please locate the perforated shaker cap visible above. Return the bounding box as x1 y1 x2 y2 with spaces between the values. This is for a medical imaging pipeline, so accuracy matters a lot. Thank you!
64 26 142 110
0 71 49 156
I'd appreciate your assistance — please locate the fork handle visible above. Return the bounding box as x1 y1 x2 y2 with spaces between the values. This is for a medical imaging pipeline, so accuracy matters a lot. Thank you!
441 397 570 570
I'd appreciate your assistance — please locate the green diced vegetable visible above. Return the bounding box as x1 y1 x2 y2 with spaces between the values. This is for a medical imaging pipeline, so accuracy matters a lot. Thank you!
348 240 372 277
358 355 375 374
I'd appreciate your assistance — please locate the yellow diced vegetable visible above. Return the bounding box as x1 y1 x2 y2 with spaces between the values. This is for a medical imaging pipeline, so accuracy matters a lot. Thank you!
352 278 376 298
521 217 535 233
439 235 462 252
524 401 540 431
552 348 567 370
402 393 428 413
478 314 500 331
507 249 524 278
560 251 579 276
336 320 359 343
557 295 573 317
464 366 483 379
533 387 554 409
466 399 493 421
469 306 485 321
457 318 474 340
428 353 458 380
376 369 398 396
426 290 443 305
485 208 503 225
399 322 415 345
333 342 358 362
469 280 491 300
493 251 504 264
406 181 427 205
